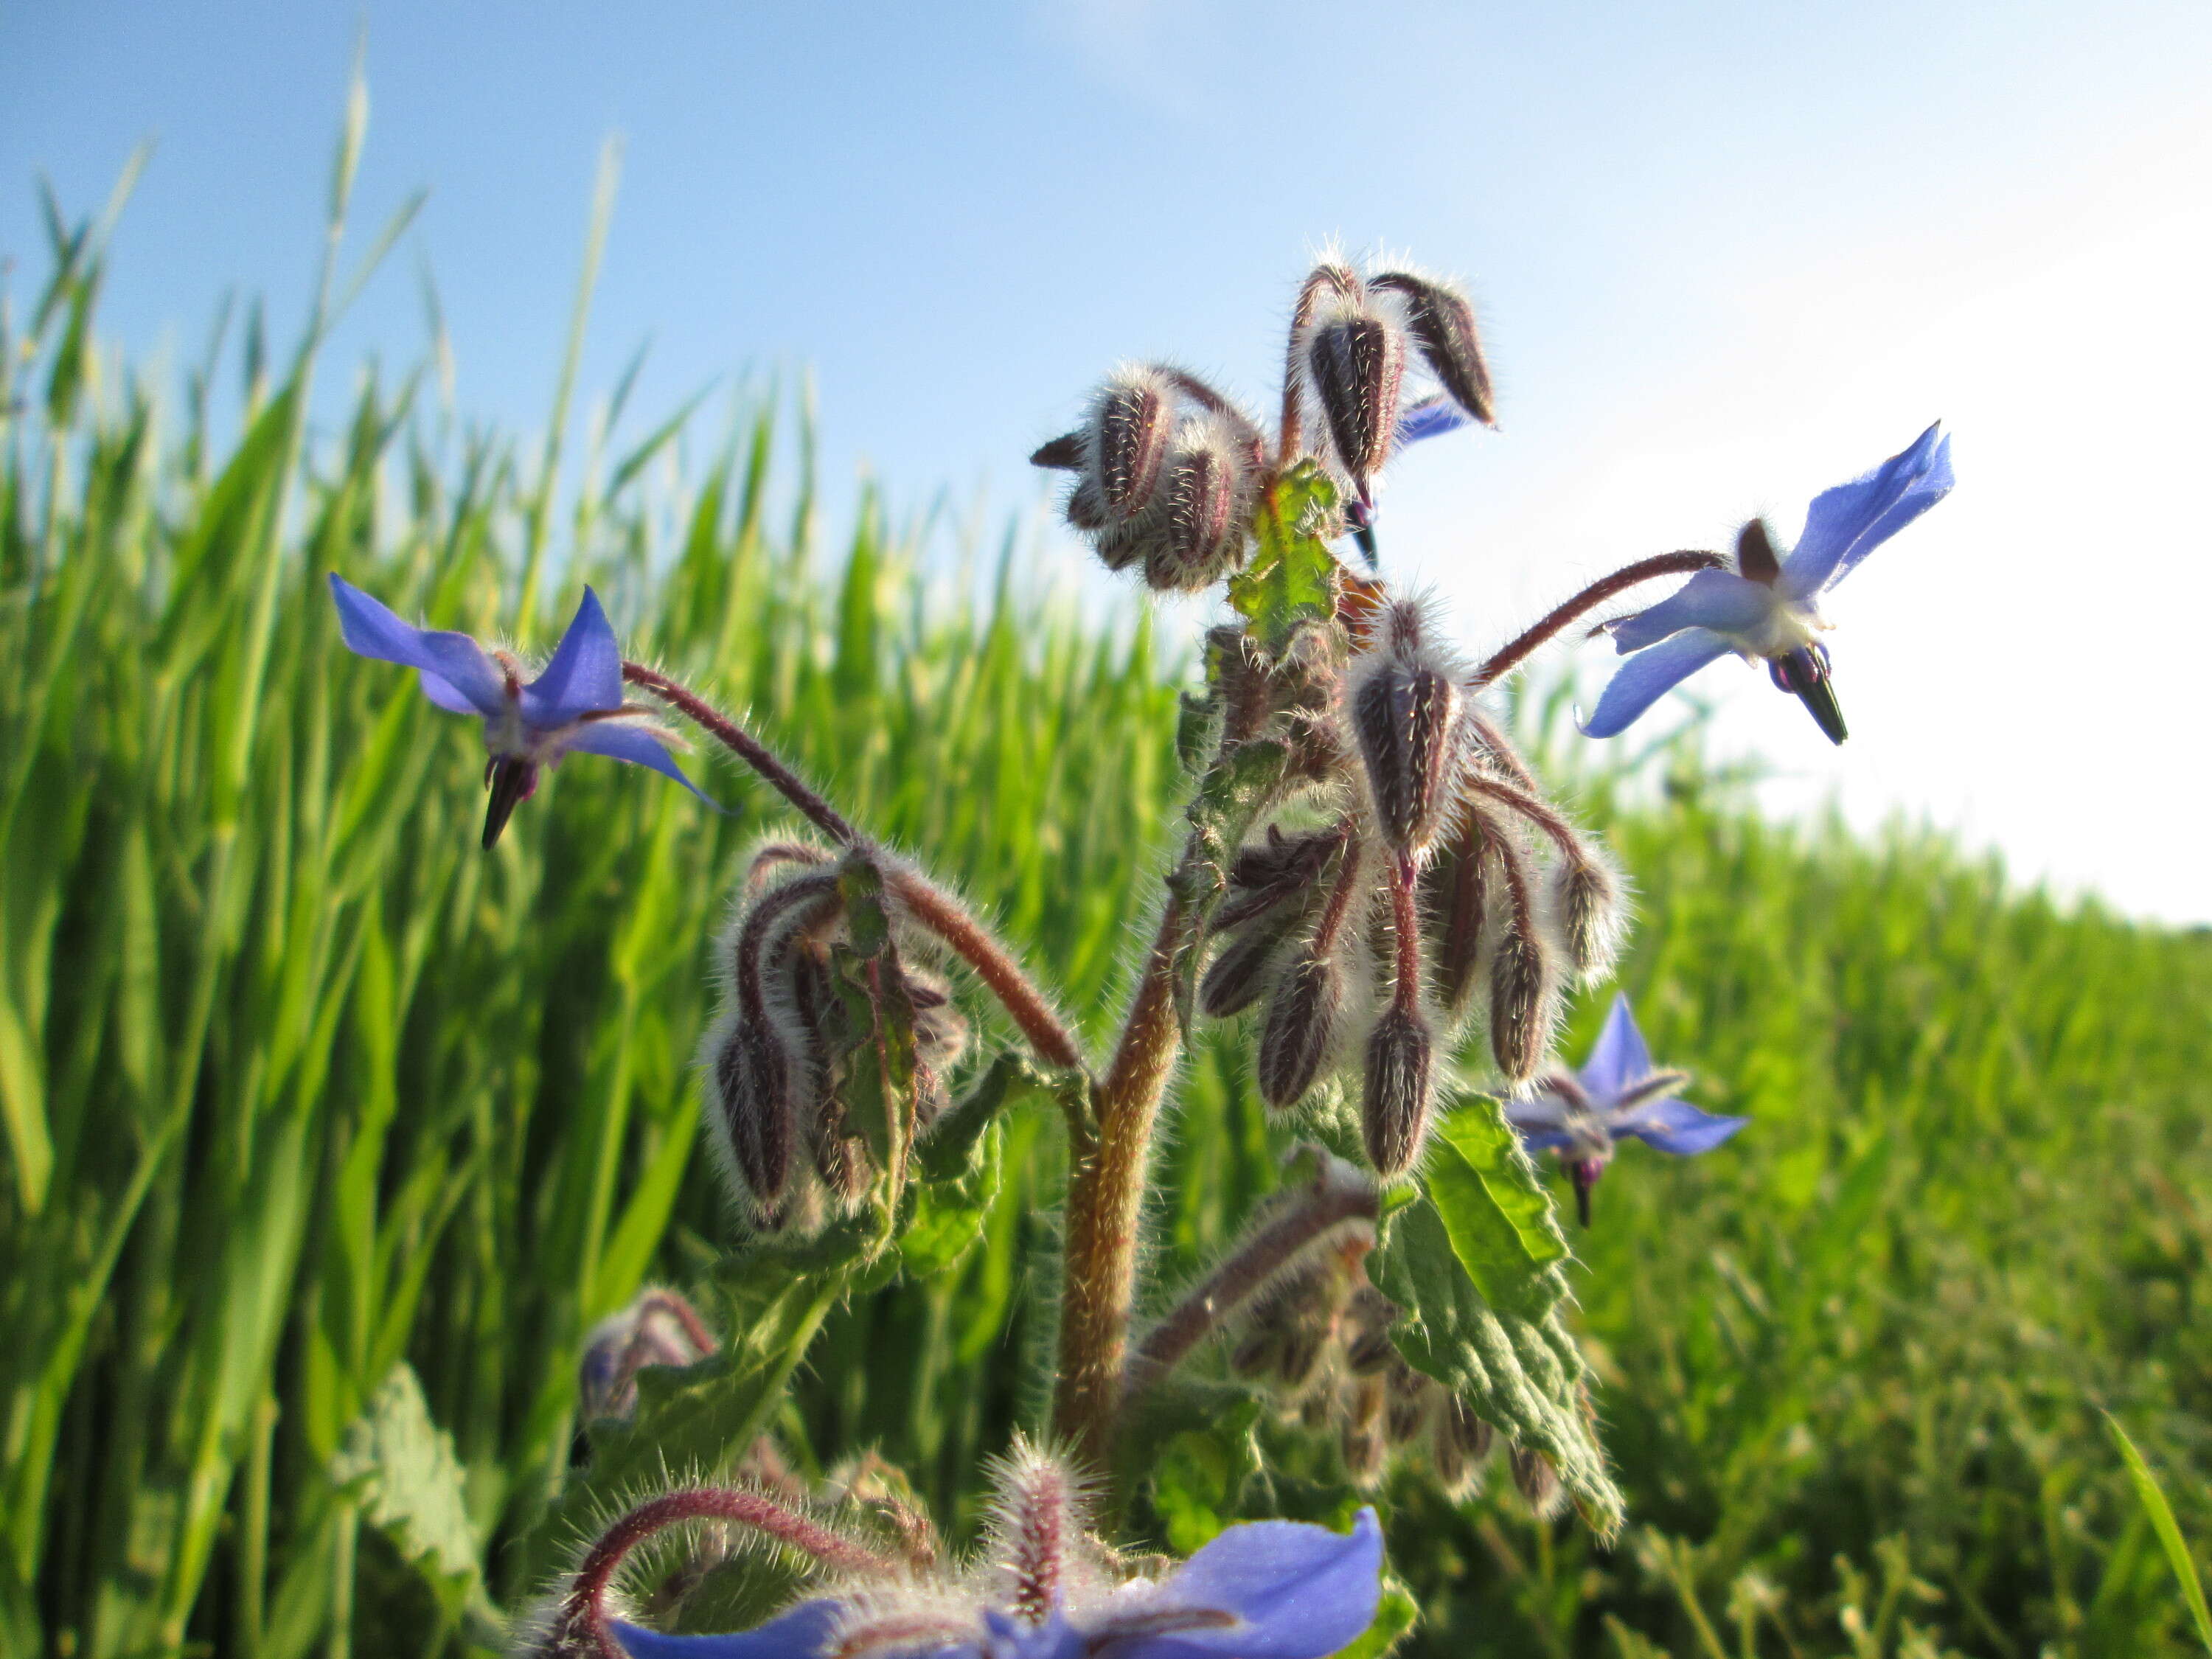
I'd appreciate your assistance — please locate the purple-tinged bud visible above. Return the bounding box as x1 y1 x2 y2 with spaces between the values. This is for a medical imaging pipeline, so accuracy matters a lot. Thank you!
711 1020 794 1212
1736 516 1781 584
1064 477 1109 533
1093 506 1169 576
1427 812 1492 1017
1220 826 1343 930
1488 920 1557 1085
1200 911 1300 1019
1349 606 1464 859
1341 1422 1388 1485
1091 367 1174 518
1340 1286 1401 1376
1509 1444 1565 1520
1257 946 1345 1111
1443 1397 1495 1463
1552 845 1624 984
1369 271 1497 428
1147 415 1253 592
1362 1006 1434 1176
577 1288 716 1422
1383 1362 1434 1446
1030 431 1086 470
1301 285 1408 489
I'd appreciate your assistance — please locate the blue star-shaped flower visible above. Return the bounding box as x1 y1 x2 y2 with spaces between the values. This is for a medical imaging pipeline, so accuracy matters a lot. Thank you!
327 575 717 847
609 1508 1384 1659
1505 994 1747 1226
1581 422 1955 744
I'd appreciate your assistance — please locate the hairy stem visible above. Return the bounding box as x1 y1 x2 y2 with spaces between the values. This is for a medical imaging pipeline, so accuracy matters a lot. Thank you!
1276 263 1359 467
1470 549 1725 686
886 868 1088 1074
547 1486 894 1658
1124 1155 1377 1395
622 661 858 844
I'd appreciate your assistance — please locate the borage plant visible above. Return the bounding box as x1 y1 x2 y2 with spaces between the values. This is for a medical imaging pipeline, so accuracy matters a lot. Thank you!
333 256 1951 1657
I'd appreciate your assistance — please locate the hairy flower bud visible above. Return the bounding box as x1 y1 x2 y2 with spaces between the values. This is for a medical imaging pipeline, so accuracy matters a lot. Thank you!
1091 367 1174 518
1147 414 1253 592
1200 908 1302 1019
1362 1006 1434 1175
1487 911 1557 1084
1301 284 1407 488
1383 1362 1434 1446
1369 271 1496 428
1552 845 1624 983
1427 811 1492 1016
710 1018 794 1211
1340 1286 1402 1376
577 1289 714 1422
1257 945 1345 1111
1220 826 1343 930
1509 1444 1565 1519
1349 607 1464 859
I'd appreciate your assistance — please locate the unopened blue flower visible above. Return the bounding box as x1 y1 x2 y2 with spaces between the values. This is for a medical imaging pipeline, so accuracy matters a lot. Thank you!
327 574 716 847
1506 994 1746 1226
609 1507 1385 1659
1581 422 1954 744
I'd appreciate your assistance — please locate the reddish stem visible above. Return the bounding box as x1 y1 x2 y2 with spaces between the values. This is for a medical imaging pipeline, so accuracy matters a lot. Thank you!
621 661 858 844
1470 550 1725 686
546 1486 894 1658
886 869 1088 1074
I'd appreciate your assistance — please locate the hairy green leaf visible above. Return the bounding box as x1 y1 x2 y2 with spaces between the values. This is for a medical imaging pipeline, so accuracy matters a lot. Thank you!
330 1363 490 1619
1228 462 1340 658
1423 1095 1571 1321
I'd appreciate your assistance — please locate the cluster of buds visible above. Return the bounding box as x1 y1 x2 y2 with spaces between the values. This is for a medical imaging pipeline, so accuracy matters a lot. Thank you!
1202 597 1622 1176
1223 1242 1562 1515
702 841 970 1230
1031 365 1270 591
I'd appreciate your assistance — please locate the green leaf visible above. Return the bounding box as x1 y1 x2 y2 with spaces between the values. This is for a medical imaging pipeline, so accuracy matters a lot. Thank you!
919 1050 1086 1180
329 1364 490 1620
899 1119 1005 1276
1370 1166 1623 1533
1336 1573 1421 1659
1228 462 1342 657
1144 1394 1267 1556
2106 1412 2212 1653
1422 1096 1571 1321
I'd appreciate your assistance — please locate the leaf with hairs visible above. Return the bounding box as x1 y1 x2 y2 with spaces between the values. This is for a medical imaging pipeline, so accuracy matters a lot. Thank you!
1228 462 1341 658
330 1364 493 1622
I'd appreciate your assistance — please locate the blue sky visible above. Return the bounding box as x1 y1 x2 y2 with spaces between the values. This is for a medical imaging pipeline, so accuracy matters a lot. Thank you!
7 1 2210 919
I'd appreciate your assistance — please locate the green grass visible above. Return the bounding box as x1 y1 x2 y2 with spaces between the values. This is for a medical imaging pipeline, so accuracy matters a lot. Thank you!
5 164 2211 1658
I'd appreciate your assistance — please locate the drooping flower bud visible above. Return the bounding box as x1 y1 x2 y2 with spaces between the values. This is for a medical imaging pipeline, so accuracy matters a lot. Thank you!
1257 945 1345 1111
1551 841 1624 984
1486 839 1558 1082
1219 826 1343 930
1199 906 1304 1019
1382 1360 1435 1447
709 1018 794 1212
1427 809 1493 1016
1090 366 1175 519
577 1288 715 1423
1349 605 1464 860
1300 280 1408 493
1369 271 1497 428
1147 414 1256 592
1362 1006 1434 1175
1340 1286 1402 1377
1509 1444 1565 1519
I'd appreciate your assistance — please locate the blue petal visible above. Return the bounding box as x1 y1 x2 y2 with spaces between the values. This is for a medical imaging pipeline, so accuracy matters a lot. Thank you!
524 586 627 726
1099 1509 1382 1659
1578 995 1653 1104
1395 394 1470 445
611 1599 845 1658
560 722 724 807
1613 1099 1750 1156
1514 1129 1575 1153
1779 423 1954 600
1504 1093 1570 1133
328 574 507 716
1609 569 1774 654
417 669 485 716
1578 629 1732 739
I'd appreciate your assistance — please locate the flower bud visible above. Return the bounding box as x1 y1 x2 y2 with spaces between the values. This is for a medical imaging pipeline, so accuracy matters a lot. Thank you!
1256 946 1344 1111
1341 1422 1387 1485
1362 1006 1434 1175
577 1289 714 1422
1091 367 1174 518
1383 1361 1434 1447
1029 431 1085 470
1301 285 1408 489
1509 1444 1565 1520
1340 1286 1402 1376
1487 913 1557 1083
1552 845 1624 982
710 1019 793 1211
1218 827 1342 931
1369 271 1496 428
1199 909 1300 1019
1427 812 1492 1016
1064 476 1109 533
1349 608 1464 859
1147 415 1253 592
